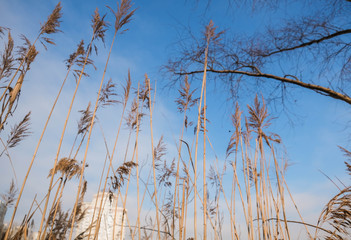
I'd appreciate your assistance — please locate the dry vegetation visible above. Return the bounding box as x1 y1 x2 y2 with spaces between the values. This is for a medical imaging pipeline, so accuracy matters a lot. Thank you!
0 1 350 240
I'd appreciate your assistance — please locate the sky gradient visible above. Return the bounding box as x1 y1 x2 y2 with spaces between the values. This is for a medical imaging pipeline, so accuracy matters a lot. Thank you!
0 0 350 239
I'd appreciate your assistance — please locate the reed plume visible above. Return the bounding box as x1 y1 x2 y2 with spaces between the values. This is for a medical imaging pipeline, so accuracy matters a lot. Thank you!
0 31 14 80
1 179 17 207
6 112 31 148
98 79 118 108
111 161 137 190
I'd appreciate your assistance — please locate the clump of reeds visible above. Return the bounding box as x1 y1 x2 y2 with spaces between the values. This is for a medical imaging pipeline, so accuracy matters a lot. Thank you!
2 3 64 239
44 180 87 240
0 2 62 131
315 146 351 239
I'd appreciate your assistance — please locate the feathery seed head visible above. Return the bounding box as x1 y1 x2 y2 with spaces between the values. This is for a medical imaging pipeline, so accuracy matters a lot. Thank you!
107 0 136 34
40 2 63 35
7 112 31 148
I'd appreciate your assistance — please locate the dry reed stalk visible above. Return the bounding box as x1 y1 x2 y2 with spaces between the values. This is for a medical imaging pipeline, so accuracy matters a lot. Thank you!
95 154 134 240
227 104 244 240
189 20 223 240
251 139 262 240
135 95 141 240
5 37 83 239
24 194 37 225
111 130 136 240
179 141 195 240
226 96 310 239
85 153 109 240
183 161 219 239
146 75 162 239
280 170 312 238
87 74 131 240
23 222 28 240
131 168 152 239
230 148 236 239
261 154 272 239
116 186 135 240
231 161 251 238
263 155 280 240
0 72 25 130
0 2 62 126
4 38 79 239
0 33 38 128
259 147 271 240
230 104 273 240
44 157 83 237
41 176 63 237
47 179 66 239
252 139 265 240
271 145 291 239
172 133 186 239
242 134 255 239
0 3 62 153
237 134 249 238
91 193 109 240
129 84 141 240
47 128 90 239
182 177 190 240
133 170 155 238
207 136 240 239
68 102 92 158
263 160 283 239
22 8 104 238
68 8 110 240
257 141 270 239
159 187 170 238
114 94 144 240
0 137 18 185
116 136 135 240
192 24 209 240
248 95 286 239
172 75 197 239
110 95 139 239
85 1 135 237
102 94 140 240
44 157 81 239
230 171 235 240
202 75 207 240
178 178 186 240
16 178 61 232
172 124 185 237
81 74 117 239
136 169 173 239
38 30 98 240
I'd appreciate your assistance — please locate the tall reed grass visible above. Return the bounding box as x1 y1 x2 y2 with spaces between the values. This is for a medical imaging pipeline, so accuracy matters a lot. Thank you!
0 1 350 240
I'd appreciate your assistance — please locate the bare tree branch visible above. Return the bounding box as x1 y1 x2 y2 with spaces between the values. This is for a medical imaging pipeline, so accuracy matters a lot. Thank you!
175 68 351 105
261 29 351 57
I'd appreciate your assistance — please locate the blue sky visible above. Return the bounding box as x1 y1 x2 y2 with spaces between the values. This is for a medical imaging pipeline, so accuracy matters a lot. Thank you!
0 0 350 238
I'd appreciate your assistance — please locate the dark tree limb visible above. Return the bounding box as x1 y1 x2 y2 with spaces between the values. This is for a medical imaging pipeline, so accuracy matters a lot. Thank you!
175 68 351 105
262 29 351 57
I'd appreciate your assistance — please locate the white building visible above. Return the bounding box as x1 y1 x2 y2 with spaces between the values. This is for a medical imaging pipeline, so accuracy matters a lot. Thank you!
76 192 126 240
0 201 7 236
